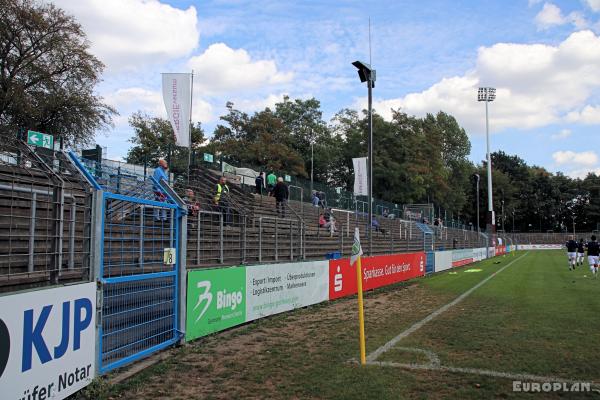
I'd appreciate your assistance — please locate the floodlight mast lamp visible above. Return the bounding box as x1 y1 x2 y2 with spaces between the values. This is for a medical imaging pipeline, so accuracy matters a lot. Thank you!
352 60 375 255
478 87 496 235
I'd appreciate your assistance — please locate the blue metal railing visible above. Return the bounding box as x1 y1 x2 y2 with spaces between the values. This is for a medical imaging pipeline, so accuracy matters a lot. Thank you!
69 151 184 373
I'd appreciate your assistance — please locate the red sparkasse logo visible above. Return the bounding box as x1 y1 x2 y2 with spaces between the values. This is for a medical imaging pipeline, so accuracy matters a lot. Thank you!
328 252 425 300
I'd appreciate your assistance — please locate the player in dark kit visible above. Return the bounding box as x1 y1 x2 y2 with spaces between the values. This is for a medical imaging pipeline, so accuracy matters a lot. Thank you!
577 238 585 267
587 235 599 278
566 236 578 271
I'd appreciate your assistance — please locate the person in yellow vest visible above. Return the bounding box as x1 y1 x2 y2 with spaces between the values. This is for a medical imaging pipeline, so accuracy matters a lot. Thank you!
214 176 231 226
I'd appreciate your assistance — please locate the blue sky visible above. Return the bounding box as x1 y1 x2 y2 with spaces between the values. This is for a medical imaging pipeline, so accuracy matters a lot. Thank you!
52 0 600 177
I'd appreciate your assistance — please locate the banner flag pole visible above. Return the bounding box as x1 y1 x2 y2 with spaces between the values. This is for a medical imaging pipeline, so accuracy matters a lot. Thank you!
187 70 194 185
351 228 366 365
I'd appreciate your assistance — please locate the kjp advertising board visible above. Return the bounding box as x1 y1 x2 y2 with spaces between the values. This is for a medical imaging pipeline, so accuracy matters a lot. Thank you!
0 283 96 400
329 252 425 300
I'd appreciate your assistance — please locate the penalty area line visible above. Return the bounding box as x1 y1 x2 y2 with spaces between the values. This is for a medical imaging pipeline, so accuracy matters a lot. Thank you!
366 252 529 363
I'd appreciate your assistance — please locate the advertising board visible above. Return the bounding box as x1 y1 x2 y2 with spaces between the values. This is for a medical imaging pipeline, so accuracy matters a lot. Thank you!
186 267 246 340
246 261 329 321
0 283 96 400
329 252 425 300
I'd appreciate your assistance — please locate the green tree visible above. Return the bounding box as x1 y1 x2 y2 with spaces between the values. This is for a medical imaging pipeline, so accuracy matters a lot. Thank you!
126 112 204 174
0 0 115 146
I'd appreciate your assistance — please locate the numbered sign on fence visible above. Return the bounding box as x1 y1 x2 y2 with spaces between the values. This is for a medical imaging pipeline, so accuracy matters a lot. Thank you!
163 248 176 265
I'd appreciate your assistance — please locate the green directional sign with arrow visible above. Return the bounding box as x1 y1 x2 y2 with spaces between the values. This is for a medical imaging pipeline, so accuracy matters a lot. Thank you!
27 130 53 149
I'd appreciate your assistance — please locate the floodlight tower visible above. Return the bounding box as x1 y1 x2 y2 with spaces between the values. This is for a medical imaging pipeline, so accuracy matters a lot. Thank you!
478 87 496 234
352 60 376 255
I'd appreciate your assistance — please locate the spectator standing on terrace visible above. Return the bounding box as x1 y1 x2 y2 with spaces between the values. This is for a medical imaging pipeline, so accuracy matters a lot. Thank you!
267 171 277 195
272 177 289 218
152 159 169 221
214 176 231 226
184 189 200 218
255 172 265 195
311 191 320 207
317 191 326 208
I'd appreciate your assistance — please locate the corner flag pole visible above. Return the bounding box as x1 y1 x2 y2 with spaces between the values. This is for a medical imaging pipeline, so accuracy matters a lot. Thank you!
352 228 366 365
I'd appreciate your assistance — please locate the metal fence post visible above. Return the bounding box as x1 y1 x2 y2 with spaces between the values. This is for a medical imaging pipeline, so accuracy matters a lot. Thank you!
139 205 145 269
259 217 263 263
89 190 104 377
242 215 247 264
340 224 344 254
196 212 201 265
275 219 279 261
178 211 187 343
69 200 76 269
219 213 224 264
290 220 293 261
28 193 37 273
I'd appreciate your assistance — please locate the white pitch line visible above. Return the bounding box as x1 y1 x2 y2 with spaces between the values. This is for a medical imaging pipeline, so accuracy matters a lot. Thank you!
367 360 600 390
366 253 528 362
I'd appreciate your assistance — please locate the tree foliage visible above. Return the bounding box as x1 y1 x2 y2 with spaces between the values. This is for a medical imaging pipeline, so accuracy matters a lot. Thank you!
0 0 116 146
126 112 204 175
126 96 600 232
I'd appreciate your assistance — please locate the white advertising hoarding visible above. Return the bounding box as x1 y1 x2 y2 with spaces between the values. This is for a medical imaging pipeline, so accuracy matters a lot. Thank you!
517 244 562 250
434 251 453 272
246 261 329 321
472 247 487 261
0 283 96 400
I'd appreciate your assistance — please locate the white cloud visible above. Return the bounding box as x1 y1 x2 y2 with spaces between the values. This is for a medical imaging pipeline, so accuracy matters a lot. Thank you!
230 93 288 113
358 30 600 134
564 167 600 178
105 87 213 126
534 3 588 30
53 0 199 71
552 150 598 166
585 0 600 12
551 129 572 140
566 105 600 124
187 43 294 95
535 3 565 28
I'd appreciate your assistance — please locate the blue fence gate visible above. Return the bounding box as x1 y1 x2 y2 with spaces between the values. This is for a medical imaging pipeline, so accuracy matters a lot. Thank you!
70 153 184 373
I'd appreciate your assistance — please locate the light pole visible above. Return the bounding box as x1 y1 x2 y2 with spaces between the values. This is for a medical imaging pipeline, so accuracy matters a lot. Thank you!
352 60 376 255
310 138 314 195
474 173 480 233
501 199 505 233
478 87 496 235
512 209 515 233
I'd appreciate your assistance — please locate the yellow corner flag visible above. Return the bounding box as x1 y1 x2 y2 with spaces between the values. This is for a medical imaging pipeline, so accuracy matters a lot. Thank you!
352 228 367 365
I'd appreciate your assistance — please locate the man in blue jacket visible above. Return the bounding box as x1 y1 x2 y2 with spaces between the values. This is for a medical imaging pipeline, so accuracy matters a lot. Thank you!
153 159 169 221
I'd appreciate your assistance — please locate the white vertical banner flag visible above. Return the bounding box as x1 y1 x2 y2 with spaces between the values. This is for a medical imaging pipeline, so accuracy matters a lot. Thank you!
162 73 191 147
352 157 368 196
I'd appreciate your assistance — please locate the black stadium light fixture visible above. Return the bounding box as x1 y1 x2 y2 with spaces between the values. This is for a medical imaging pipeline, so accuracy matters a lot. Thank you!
352 60 376 87
352 59 376 255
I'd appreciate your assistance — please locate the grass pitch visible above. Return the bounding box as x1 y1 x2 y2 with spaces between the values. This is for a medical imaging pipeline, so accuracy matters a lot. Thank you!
84 251 600 399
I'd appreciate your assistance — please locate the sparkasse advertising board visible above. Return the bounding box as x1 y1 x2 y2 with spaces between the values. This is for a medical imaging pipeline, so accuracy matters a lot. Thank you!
329 252 425 300
0 283 96 400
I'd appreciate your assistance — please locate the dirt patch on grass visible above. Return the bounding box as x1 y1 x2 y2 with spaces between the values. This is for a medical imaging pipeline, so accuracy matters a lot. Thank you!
105 281 455 400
